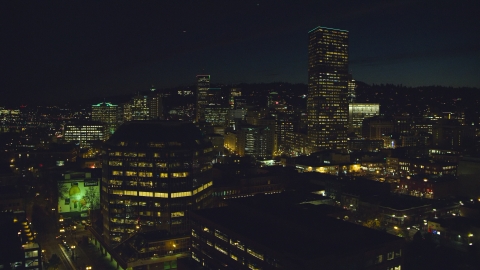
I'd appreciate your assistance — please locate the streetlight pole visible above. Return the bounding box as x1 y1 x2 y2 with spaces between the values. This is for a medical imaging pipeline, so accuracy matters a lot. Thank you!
71 245 75 260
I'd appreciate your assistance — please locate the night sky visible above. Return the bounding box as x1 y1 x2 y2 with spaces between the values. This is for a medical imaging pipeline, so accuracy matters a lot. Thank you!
1 1 479 106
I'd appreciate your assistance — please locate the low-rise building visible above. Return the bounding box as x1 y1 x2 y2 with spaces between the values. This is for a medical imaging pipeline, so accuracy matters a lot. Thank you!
398 175 458 199
427 217 480 247
90 230 189 270
389 157 457 178
0 212 42 270
190 201 405 269
348 139 384 151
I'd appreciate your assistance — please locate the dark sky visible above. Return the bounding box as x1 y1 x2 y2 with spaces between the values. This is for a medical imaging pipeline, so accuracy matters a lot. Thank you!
1 0 479 106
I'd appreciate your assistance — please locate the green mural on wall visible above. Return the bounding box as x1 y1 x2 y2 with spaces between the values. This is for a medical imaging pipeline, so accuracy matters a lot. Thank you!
58 179 100 213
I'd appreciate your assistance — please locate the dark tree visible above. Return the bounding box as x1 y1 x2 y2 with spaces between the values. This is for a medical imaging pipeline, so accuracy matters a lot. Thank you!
48 254 60 269
413 230 423 243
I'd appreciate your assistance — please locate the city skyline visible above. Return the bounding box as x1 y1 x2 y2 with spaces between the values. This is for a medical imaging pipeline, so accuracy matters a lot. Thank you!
1 2 480 267
1 1 479 106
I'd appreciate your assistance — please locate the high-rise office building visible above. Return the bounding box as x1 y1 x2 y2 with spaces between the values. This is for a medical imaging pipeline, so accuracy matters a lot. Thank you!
63 122 105 147
122 103 132 122
276 113 295 153
91 102 119 138
207 87 222 105
362 117 394 140
229 87 242 109
148 93 163 120
131 95 150 120
100 121 214 246
122 94 163 122
348 103 380 136
226 108 247 130
204 105 229 126
196 75 210 122
307 26 349 152
348 74 356 103
237 125 274 159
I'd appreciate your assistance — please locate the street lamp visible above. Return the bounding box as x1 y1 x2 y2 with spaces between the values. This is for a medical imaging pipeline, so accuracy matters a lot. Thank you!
72 225 77 240
71 245 75 260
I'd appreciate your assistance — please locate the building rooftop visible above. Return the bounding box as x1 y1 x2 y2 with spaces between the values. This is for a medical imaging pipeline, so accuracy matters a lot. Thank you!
14 143 78 153
369 194 433 211
403 175 457 184
64 120 104 126
107 121 208 146
92 102 117 107
194 206 401 261
431 216 480 231
112 230 188 265
308 26 348 33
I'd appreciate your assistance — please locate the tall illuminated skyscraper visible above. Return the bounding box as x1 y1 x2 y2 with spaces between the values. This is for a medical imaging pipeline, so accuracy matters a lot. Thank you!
196 75 210 122
91 102 119 138
307 26 349 151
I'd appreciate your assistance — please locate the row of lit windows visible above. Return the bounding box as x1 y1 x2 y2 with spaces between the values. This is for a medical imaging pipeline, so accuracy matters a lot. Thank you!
109 152 194 158
110 189 157 197
109 161 185 169
107 181 212 198
196 227 265 262
64 135 103 139
109 152 146 157
215 243 228 255
111 171 188 178
107 181 162 191
109 199 157 207
215 230 229 242
65 126 103 130
193 181 213 195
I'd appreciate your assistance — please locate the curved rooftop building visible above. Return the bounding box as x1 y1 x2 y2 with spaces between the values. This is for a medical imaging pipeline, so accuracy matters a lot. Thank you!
101 121 214 245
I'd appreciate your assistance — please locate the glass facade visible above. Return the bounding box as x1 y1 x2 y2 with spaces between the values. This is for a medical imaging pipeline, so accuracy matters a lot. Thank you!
101 122 214 246
63 124 105 147
237 126 272 158
91 102 119 138
131 95 150 120
307 26 349 151
196 75 210 122
348 103 380 136
204 105 229 126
